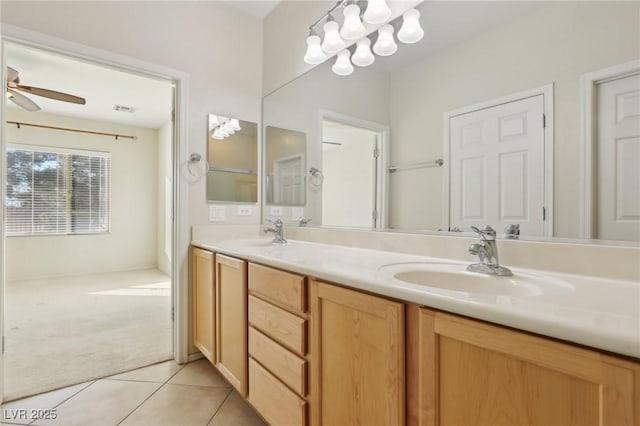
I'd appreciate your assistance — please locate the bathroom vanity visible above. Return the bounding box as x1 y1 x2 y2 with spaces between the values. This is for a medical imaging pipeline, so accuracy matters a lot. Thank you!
190 236 640 426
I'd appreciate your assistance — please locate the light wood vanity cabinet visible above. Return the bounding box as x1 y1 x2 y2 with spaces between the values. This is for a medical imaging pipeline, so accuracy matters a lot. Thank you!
214 254 248 397
247 263 309 426
410 307 640 426
192 247 215 363
309 280 406 426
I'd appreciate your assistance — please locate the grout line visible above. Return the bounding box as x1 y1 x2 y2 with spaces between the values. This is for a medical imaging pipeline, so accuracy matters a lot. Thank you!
205 389 233 426
116 382 166 426
25 380 98 426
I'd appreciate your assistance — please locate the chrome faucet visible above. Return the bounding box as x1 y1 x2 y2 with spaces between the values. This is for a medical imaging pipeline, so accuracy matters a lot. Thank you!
264 219 287 244
467 225 512 276
298 218 312 227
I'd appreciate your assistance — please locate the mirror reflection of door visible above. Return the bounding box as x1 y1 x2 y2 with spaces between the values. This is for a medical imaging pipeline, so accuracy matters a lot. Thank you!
595 72 640 241
321 119 383 228
448 93 547 236
273 154 304 205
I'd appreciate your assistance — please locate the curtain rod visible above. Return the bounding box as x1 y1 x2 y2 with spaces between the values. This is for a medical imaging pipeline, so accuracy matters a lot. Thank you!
6 121 137 140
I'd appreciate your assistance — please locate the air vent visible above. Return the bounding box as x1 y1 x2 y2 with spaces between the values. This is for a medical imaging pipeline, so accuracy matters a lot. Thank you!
114 104 136 113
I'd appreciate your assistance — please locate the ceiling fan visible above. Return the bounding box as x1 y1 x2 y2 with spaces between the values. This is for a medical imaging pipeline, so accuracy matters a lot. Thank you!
6 66 86 112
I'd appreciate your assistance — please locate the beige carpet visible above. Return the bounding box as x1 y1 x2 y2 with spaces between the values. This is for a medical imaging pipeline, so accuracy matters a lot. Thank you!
4 269 172 401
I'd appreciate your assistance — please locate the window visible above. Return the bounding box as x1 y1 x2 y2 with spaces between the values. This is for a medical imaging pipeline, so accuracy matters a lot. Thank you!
5 145 111 236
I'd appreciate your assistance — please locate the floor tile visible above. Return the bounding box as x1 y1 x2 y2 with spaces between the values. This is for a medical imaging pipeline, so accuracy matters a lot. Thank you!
32 380 160 426
121 384 230 426
168 359 230 388
0 382 94 425
107 360 183 383
208 391 266 426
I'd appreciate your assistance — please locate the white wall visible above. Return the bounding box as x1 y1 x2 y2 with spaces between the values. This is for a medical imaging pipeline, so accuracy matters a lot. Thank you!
389 1 640 236
0 0 264 228
5 109 158 280
157 120 172 276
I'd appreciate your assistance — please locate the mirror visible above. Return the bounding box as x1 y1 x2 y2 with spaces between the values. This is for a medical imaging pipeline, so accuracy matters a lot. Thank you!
262 1 640 241
265 126 307 206
207 114 258 203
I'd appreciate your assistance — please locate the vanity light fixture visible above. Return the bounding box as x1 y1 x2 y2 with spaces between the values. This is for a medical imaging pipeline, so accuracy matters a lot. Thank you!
397 9 424 44
373 24 398 56
352 38 375 67
304 2 424 76
211 118 241 141
321 17 346 55
363 0 391 24
332 49 354 76
340 2 366 41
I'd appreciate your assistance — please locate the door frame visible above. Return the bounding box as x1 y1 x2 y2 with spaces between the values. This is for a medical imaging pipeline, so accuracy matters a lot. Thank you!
579 60 640 239
0 25 191 401
442 84 554 236
318 109 390 228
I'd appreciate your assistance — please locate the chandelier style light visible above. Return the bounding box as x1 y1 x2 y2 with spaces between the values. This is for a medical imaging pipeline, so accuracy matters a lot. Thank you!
302 1 425 76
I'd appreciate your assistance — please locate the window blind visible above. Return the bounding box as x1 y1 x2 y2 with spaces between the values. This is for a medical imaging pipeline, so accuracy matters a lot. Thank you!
5 146 111 236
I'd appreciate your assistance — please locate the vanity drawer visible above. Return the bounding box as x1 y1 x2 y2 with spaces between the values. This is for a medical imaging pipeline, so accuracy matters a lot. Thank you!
249 358 307 426
249 295 307 355
249 326 307 396
249 263 306 313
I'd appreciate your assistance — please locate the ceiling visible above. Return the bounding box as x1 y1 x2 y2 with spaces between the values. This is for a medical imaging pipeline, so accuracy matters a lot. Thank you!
221 0 281 19
5 43 173 129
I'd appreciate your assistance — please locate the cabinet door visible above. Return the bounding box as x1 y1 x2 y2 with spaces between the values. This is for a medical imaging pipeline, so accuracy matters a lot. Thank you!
310 280 405 426
415 308 640 426
192 247 215 362
215 254 248 396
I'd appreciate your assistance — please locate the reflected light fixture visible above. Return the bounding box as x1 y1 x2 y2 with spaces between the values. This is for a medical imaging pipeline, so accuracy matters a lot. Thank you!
352 38 375 67
373 24 397 56
332 49 354 76
397 9 424 44
363 0 391 25
340 2 366 41
211 118 241 141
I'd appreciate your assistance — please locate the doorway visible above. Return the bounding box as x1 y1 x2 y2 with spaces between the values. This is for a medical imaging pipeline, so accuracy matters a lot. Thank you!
581 61 640 241
320 116 386 228
2 41 176 400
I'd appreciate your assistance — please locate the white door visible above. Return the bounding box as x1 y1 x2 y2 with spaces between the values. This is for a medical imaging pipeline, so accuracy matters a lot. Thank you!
596 73 640 241
274 155 304 205
449 95 546 236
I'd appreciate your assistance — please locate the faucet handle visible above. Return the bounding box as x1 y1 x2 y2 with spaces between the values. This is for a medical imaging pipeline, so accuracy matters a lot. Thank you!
266 218 283 227
470 225 496 241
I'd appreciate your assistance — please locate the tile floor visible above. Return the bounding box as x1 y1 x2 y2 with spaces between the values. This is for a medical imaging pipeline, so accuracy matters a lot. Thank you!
1 359 267 426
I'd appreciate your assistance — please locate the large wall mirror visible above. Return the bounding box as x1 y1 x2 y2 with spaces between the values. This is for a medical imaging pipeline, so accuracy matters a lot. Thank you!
262 1 640 242
207 114 258 203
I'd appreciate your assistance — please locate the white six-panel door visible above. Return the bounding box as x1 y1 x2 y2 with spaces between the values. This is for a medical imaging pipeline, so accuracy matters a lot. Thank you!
596 73 640 241
449 95 546 236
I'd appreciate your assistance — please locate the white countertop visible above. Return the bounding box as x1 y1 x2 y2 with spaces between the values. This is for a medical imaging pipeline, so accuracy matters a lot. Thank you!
192 237 640 359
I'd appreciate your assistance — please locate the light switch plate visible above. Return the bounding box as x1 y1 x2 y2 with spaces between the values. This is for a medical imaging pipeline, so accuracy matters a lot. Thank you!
291 207 304 221
269 206 283 216
237 205 253 216
209 205 226 222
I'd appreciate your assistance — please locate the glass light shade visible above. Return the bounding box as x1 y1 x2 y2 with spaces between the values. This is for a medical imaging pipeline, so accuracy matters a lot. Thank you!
331 49 354 76
373 24 397 56
398 9 424 44
224 122 235 135
352 38 375 67
340 4 366 41
212 128 224 140
229 118 241 131
322 20 346 54
363 0 391 25
218 126 230 137
304 34 327 64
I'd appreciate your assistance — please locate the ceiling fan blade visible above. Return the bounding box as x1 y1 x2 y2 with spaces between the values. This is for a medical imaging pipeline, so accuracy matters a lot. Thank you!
15 85 86 105
7 67 19 83
7 89 41 112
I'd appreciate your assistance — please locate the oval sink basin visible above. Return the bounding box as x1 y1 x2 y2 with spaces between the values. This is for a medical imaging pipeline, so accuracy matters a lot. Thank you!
378 262 573 297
